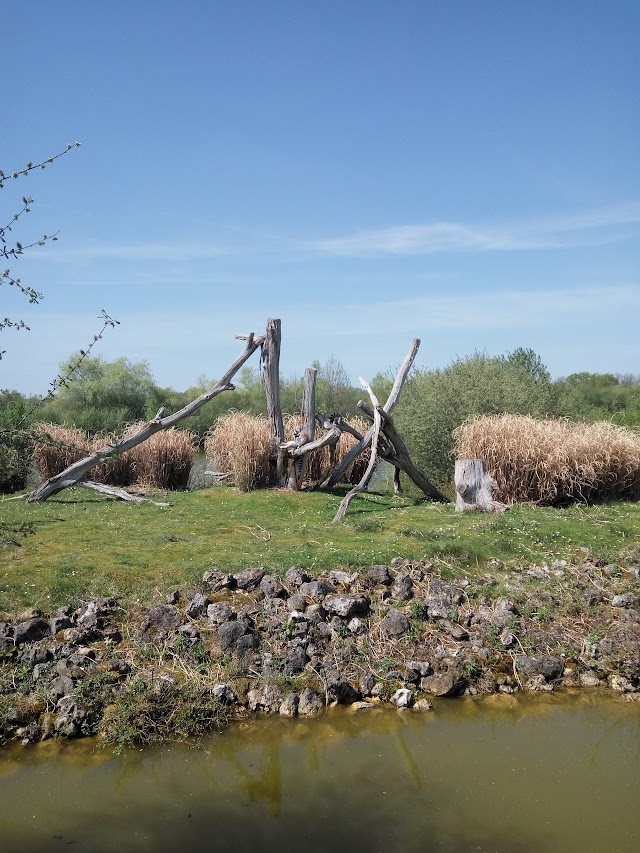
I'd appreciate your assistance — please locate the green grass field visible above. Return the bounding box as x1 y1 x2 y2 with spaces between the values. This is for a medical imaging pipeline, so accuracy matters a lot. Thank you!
2 485 639 613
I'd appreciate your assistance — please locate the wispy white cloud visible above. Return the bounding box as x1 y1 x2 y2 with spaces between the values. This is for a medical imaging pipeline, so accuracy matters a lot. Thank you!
312 203 640 256
28 202 640 265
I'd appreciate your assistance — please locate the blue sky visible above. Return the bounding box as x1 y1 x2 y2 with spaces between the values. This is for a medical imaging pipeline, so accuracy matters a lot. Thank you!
3 0 638 396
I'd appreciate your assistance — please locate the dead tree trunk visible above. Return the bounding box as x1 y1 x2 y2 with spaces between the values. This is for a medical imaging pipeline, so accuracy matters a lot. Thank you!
279 367 318 490
454 459 508 513
325 338 420 489
27 331 266 503
261 318 285 485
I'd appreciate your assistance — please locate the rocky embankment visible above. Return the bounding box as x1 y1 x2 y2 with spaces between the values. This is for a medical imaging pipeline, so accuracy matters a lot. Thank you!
1 550 639 747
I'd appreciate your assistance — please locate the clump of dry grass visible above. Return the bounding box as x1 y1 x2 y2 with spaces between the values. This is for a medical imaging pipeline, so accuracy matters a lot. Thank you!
31 423 93 482
204 412 272 491
205 412 374 491
126 422 197 490
453 414 640 505
32 422 196 491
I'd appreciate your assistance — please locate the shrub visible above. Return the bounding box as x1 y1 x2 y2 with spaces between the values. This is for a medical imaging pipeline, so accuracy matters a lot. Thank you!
395 351 555 489
453 414 640 505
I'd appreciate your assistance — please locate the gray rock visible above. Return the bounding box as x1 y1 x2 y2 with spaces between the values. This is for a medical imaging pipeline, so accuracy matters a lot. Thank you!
300 580 335 601
13 618 51 645
287 593 307 612
490 598 518 628
328 570 359 586
390 688 414 708
260 575 287 599
202 569 234 591
212 683 238 705
611 592 638 608
427 579 463 606
186 593 209 618
391 574 414 601
284 566 311 587
381 609 410 637
217 620 249 651
138 605 182 643
166 589 180 605
283 646 308 674
298 687 324 715
323 594 370 619
234 568 265 591
441 620 469 641
420 672 466 697
426 599 451 620
54 697 88 737
54 656 96 679
248 683 283 713
263 598 287 617
618 608 640 623
514 655 564 681
581 589 604 607
279 693 299 717
305 604 326 623
366 565 392 586
359 673 376 695
207 601 235 624
49 675 74 701
348 617 367 635
50 615 73 635
235 634 258 656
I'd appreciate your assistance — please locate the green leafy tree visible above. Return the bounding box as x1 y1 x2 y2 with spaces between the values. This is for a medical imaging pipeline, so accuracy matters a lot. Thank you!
39 354 160 433
395 350 555 488
553 372 640 424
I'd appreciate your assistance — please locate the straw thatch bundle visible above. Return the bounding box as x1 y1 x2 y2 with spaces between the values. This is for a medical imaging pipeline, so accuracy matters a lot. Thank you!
204 412 373 491
31 422 196 490
204 412 272 491
453 414 640 505
125 422 197 490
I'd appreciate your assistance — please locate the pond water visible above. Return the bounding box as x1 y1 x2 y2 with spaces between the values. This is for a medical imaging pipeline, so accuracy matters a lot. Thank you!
0 694 638 852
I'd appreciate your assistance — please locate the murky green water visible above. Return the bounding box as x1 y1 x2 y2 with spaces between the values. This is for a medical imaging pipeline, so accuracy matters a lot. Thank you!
0 694 638 852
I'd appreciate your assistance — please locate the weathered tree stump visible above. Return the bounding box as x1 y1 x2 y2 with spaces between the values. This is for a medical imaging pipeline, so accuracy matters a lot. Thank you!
454 459 508 513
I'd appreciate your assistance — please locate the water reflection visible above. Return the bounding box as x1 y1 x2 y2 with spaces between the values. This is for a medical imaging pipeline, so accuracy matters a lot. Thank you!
0 695 638 852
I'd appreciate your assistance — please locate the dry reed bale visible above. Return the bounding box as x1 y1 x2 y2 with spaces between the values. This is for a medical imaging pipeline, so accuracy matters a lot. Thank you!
127 423 197 490
453 414 640 505
204 412 272 491
31 423 92 481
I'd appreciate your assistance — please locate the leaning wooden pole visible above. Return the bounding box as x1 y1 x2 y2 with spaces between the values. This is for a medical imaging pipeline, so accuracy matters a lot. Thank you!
325 338 420 489
27 331 266 503
333 378 383 523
